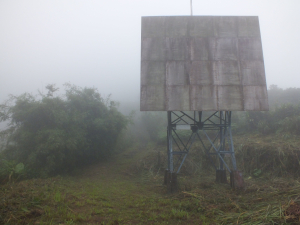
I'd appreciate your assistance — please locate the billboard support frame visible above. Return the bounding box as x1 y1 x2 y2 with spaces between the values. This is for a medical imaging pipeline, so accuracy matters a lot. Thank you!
166 111 238 183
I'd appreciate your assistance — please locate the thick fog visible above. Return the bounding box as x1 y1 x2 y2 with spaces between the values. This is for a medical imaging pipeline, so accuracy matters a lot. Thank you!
1 0 300 106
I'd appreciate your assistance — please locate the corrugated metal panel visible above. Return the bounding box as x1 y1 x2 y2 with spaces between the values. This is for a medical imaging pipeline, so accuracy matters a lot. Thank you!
190 85 217 110
140 16 268 111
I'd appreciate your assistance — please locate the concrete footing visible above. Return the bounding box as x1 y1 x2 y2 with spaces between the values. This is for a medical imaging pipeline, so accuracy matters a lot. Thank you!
164 169 178 193
216 169 227 183
164 169 244 191
163 169 169 185
230 170 245 189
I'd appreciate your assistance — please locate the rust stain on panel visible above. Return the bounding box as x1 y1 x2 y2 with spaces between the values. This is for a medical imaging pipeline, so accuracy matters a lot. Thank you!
210 38 238 61
241 61 266 85
213 61 240 85
166 61 190 86
141 38 166 61
190 85 217 110
218 86 244 110
190 61 213 85
140 85 165 111
190 38 209 60
243 85 269 111
165 37 189 61
166 85 190 111
238 38 263 60
141 61 166 86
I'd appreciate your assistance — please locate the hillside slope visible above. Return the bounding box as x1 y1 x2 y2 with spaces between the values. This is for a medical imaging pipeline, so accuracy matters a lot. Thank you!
1 134 300 224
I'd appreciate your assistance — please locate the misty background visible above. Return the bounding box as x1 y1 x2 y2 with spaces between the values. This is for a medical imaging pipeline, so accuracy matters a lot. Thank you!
1 0 300 112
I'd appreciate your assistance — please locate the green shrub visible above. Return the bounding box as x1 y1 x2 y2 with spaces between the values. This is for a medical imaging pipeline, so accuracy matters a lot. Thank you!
234 104 300 135
140 112 166 142
0 159 25 183
257 120 272 135
278 115 300 134
0 84 128 177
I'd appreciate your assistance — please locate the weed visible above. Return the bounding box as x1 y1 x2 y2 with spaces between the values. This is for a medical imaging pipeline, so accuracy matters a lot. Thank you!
171 208 189 220
200 215 209 224
54 191 60 202
64 219 75 224
0 160 25 183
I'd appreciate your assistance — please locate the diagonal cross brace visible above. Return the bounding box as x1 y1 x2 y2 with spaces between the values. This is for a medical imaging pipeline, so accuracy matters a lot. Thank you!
167 111 237 174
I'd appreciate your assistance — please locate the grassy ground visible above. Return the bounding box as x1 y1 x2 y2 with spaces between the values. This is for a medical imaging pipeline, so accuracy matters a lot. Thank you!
2 135 300 224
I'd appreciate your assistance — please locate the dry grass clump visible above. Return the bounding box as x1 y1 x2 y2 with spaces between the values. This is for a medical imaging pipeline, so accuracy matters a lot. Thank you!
175 175 300 224
0 178 58 224
125 134 300 181
234 134 300 177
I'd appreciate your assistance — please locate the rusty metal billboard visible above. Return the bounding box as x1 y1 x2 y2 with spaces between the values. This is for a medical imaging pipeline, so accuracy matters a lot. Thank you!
140 16 268 111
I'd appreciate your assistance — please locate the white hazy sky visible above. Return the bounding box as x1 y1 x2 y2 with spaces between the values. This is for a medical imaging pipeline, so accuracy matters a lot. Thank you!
1 0 299 104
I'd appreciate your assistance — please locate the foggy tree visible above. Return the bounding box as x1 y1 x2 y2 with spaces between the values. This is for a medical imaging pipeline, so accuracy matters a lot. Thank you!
0 84 128 177
268 85 300 109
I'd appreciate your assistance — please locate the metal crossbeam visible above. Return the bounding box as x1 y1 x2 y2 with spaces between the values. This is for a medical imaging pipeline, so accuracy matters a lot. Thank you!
167 111 237 174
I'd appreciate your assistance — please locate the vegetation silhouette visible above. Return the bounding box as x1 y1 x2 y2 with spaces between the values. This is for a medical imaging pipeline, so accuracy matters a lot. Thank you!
0 84 128 178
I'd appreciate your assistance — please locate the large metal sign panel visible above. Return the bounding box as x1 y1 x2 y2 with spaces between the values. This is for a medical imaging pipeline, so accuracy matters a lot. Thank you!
140 16 268 111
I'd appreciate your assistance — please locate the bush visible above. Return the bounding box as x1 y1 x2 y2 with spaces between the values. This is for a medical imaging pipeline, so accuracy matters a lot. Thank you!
0 159 25 183
234 104 300 135
136 112 166 143
0 84 128 177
